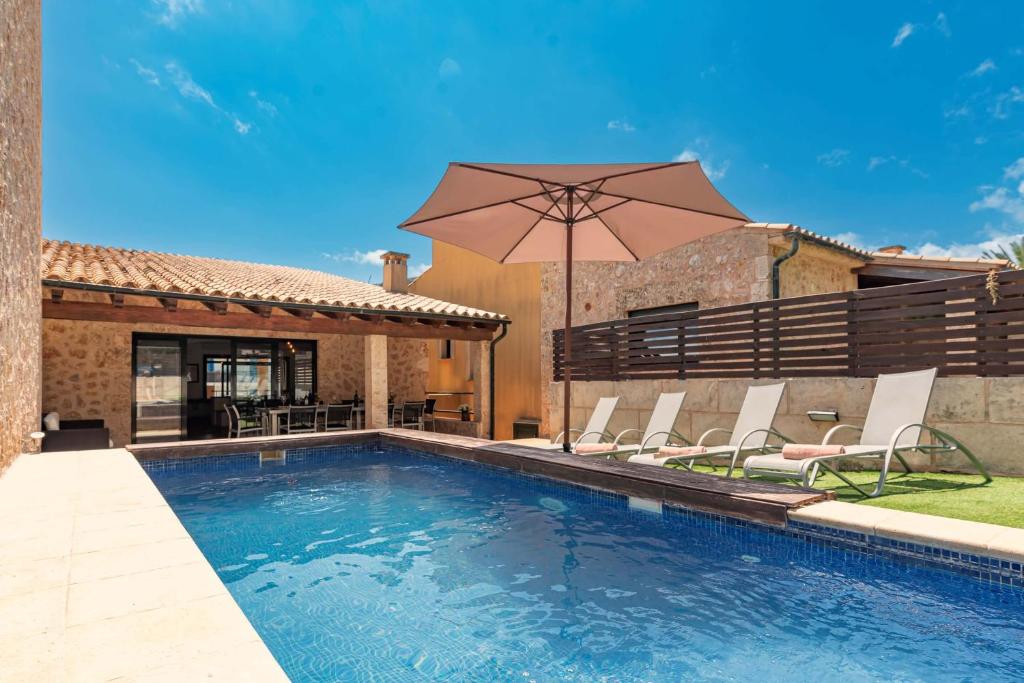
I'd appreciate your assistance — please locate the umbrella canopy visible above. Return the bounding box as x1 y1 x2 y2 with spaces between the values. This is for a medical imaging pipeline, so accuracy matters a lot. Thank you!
400 162 749 450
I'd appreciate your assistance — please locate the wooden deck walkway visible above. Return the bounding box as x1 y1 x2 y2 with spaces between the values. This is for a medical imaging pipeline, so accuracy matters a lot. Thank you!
129 429 831 527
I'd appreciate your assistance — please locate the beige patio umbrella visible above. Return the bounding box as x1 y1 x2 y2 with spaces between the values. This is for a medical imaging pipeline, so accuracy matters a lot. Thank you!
399 162 749 451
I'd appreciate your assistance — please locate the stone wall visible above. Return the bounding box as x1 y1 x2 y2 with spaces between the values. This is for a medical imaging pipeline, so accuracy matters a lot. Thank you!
548 376 1024 476
42 317 375 447
0 0 42 471
538 226 772 436
388 337 429 402
772 241 861 298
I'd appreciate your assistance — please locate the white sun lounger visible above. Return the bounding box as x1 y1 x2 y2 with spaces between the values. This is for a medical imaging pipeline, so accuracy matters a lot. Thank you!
574 392 687 459
628 383 789 477
742 368 992 497
547 396 620 452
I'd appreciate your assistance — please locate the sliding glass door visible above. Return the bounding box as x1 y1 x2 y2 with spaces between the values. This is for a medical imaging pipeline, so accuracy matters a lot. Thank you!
133 337 186 443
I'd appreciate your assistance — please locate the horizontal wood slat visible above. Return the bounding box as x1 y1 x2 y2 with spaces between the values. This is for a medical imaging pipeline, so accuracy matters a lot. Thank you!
553 269 1024 380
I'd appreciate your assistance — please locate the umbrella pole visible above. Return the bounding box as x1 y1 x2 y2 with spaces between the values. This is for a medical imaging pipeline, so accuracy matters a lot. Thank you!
563 188 574 453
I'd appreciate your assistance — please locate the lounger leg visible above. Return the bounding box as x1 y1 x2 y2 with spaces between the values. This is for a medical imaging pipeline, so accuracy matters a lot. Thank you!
817 461 876 497
926 427 993 484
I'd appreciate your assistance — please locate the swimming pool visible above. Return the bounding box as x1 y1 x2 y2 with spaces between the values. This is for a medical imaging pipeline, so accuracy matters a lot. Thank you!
146 443 1024 682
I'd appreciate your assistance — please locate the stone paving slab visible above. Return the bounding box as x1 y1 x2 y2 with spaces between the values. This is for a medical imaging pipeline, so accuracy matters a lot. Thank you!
0 449 287 682
790 500 1024 562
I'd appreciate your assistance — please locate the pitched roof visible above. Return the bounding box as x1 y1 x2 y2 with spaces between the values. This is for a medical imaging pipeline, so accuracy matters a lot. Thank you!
41 239 506 321
752 223 1011 271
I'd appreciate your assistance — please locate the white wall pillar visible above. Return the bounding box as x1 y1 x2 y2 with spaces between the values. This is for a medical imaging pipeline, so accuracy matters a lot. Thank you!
365 335 388 428
470 339 491 439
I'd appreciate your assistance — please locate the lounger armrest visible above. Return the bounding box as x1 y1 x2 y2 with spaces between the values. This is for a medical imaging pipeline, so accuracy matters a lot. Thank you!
552 428 583 444
696 428 731 447
823 424 862 445
612 428 643 447
637 430 691 454
735 427 794 451
572 430 612 448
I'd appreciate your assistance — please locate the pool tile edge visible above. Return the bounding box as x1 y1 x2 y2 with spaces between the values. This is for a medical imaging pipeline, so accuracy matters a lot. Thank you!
790 501 1024 585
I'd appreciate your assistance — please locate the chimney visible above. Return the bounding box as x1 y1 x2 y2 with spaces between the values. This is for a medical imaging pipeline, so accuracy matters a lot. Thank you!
381 251 409 293
877 245 906 255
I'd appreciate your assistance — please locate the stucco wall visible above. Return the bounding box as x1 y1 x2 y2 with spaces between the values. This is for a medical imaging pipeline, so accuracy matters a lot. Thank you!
42 317 371 447
0 0 42 470
548 376 1024 476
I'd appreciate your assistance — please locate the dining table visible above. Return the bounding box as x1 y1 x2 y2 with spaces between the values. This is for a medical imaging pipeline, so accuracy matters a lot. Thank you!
260 405 365 436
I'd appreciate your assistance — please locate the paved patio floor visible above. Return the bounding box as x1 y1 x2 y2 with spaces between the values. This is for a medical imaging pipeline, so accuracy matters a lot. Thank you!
0 448 287 681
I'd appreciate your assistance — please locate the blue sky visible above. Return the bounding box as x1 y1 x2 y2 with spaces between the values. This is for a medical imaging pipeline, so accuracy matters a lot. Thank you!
43 1 1024 281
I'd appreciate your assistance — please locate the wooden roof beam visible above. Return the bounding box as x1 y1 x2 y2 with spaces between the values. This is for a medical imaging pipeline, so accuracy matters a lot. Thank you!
202 301 228 315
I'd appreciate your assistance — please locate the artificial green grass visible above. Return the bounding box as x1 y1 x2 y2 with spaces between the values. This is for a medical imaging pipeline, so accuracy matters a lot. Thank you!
685 464 1024 528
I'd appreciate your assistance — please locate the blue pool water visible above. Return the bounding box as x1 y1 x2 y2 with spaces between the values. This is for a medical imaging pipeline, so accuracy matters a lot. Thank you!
147 444 1024 682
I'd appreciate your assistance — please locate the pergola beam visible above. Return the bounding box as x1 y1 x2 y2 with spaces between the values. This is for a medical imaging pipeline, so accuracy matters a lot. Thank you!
42 300 497 341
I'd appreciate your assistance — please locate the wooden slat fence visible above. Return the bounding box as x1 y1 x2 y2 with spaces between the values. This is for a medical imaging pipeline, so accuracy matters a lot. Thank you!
553 268 1024 381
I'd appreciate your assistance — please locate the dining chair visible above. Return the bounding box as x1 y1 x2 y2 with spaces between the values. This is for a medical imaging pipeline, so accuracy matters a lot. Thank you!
324 404 353 431
399 402 426 430
229 404 264 438
282 405 317 434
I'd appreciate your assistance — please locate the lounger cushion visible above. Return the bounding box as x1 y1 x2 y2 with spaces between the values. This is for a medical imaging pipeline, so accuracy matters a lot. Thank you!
629 445 735 466
574 443 617 454
657 445 707 457
781 444 845 460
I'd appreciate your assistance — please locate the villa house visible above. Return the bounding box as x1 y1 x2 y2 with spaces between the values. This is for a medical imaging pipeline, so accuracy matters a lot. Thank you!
410 222 1010 439
38 240 506 447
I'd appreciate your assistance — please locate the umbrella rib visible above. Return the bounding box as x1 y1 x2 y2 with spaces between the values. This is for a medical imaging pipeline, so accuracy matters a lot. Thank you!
595 190 749 221
497 212 548 264
456 162 567 187
575 197 632 222
455 161 694 189
575 161 692 187
578 194 640 261
399 189 554 227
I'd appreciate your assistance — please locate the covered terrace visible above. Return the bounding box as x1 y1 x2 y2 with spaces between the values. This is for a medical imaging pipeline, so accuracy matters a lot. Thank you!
38 239 507 448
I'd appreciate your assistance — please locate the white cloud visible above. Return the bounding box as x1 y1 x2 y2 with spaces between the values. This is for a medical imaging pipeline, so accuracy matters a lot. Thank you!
1004 158 1024 180
607 119 635 132
153 0 203 28
969 58 996 77
970 187 1024 223
892 22 915 47
816 148 850 168
438 57 461 79
165 61 215 108
409 262 431 278
943 103 971 118
323 250 429 279
129 58 160 87
975 136 988 145
833 232 872 251
249 90 278 117
673 141 730 181
892 13 949 48
323 249 388 266
915 230 1024 259
992 86 1024 119
867 155 894 171
164 61 251 135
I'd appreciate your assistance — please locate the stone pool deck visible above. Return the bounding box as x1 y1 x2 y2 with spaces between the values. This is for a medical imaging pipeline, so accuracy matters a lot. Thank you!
0 448 287 682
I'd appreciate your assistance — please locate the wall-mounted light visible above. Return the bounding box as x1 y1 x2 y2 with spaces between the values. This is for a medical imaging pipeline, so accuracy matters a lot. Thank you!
807 410 839 422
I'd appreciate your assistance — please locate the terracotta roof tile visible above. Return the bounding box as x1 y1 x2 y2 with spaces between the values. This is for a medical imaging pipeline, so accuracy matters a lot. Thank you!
41 239 506 321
